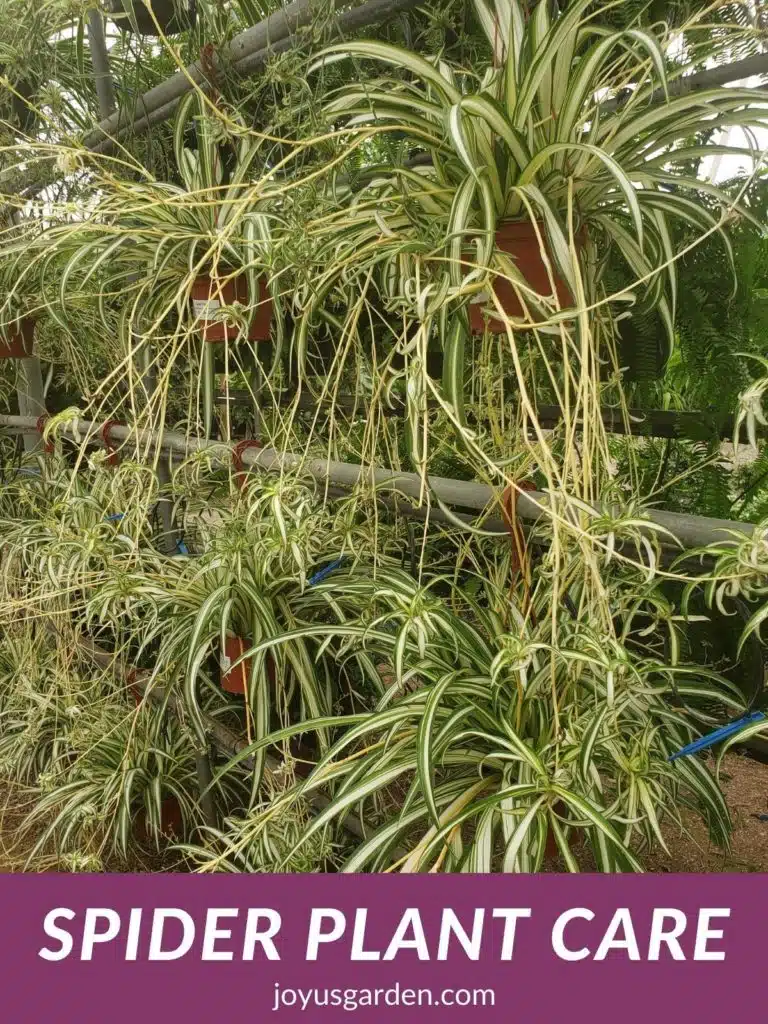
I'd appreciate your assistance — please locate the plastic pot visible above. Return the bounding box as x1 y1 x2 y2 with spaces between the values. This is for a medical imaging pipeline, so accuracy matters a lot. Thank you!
191 275 273 343
134 794 183 841
0 65 37 132
468 220 577 334
105 0 196 35
544 800 568 861
0 317 35 359
221 634 276 695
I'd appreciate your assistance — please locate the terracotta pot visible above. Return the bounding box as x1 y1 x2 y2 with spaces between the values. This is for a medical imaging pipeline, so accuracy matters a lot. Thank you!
221 634 276 695
135 795 183 841
545 800 568 860
468 220 578 334
191 275 272 343
232 438 263 491
0 317 35 359
106 0 195 35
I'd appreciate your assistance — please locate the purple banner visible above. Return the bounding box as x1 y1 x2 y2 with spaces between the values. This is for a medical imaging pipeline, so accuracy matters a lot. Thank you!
2 873 764 1022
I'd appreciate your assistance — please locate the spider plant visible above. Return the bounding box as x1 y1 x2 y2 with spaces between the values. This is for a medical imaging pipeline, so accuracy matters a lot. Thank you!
211 560 744 872
0 0 104 136
21 696 204 864
112 467 387 799
0 605 205 865
0 218 47 352
32 90 283 439
312 0 767 415
0 621 78 786
0 452 163 621
180 768 344 873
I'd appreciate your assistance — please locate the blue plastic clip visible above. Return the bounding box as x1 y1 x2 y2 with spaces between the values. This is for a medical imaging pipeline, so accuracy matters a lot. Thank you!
105 512 125 521
668 710 765 762
307 557 345 587
176 539 189 555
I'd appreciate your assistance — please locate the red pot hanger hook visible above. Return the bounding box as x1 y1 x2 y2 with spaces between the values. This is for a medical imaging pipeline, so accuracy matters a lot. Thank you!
501 480 536 618
100 419 122 468
35 414 54 454
200 43 218 96
232 438 263 490
126 667 142 708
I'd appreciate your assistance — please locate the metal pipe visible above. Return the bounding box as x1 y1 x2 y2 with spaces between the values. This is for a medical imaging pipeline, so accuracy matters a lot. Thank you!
83 36 768 156
137 342 179 555
87 8 117 120
0 412 756 549
86 0 427 155
603 51 768 113
235 0 426 76
194 748 218 829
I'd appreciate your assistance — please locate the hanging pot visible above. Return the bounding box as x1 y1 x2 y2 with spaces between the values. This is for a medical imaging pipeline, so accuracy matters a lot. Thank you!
105 0 196 35
468 220 578 334
191 275 273 343
0 65 37 132
0 317 35 359
221 634 276 695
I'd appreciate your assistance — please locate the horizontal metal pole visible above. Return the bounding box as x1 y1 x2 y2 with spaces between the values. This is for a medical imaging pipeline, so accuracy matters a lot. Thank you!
670 52 768 91
604 51 768 112
83 42 768 156
0 413 755 550
85 0 427 156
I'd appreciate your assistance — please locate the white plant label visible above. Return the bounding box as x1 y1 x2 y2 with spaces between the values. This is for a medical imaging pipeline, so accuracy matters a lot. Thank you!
192 298 221 319
221 654 232 672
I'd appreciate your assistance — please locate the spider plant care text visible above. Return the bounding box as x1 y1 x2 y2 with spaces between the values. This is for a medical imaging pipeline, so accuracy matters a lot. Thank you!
38 906 730 962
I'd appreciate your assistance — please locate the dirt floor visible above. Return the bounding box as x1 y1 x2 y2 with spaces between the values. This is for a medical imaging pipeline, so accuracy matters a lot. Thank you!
1 753 767 872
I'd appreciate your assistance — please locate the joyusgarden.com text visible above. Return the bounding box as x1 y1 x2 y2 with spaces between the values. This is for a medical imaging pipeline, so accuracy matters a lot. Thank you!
38 905 730 962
